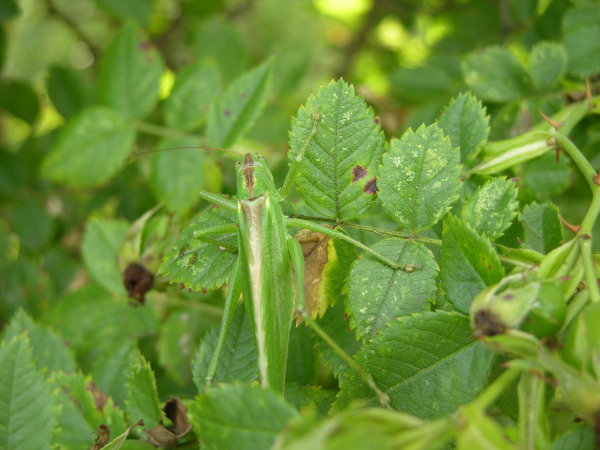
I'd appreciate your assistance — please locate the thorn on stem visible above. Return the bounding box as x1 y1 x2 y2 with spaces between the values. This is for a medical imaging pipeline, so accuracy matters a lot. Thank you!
560 216 581 234
586 79 592 99
539 110 563 129
594 171 600 186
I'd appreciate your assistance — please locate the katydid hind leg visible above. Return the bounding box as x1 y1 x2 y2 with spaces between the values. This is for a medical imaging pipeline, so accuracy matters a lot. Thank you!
205 259 242 385
286 237 391 407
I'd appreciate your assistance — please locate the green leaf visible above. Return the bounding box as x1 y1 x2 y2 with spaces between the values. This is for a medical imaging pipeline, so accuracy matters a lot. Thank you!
102 420 146 450
191 17 248 83
520 146 572 197
207 58 273 148
190 383 298 450
529 42 567 92
456 405 513 449
81 218 129 296
347 238 438 339
91 340 136 406
159 206 238 292
283 385 336 418
334 312 495 418
0 334 56 450
549 423 595 450
42 285 158 371
314 300 360 378
437 92 489 163
289 79 384 221
379 123 461 232
3 310 76 374
440 215 504 314
0 79 38 124
150 138 205 213
158 307 215 385
41 107 136 187
193 305 257 390
0 0 19 22
562 3 600 78
95 0 154 28
520 202 563 254
46 65 88 119
462 47 530 103
461 177 518 241
164 61 220 131
10 198 53 250
50 371 126 449
98 24 164 119
125 352 162 429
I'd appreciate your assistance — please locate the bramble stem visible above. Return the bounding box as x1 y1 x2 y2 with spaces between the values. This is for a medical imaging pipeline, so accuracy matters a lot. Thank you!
286 218 420 271
579 236 600 303
279 114 319 200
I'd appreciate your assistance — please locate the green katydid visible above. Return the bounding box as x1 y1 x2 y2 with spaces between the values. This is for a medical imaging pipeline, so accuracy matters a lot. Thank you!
188 148 420 405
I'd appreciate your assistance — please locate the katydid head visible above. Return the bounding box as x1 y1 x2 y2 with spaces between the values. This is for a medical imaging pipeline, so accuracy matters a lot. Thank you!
236 153 278 200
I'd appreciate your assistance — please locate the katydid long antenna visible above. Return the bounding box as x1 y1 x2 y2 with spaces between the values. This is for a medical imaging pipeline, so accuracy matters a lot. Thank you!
123 146 244 166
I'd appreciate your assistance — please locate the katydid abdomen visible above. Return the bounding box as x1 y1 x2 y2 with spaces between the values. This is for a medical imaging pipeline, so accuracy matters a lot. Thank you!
237 154 296 394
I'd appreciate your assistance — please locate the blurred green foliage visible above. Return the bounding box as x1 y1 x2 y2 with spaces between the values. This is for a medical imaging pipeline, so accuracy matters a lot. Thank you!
1 0 600 448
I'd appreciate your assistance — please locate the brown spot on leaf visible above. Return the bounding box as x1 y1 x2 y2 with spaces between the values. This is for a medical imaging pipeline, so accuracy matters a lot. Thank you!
503 294 514 301
473 310 507 337
146 398 192 448
364 178 377 194
373 117 380 124
91 425 110 450
87 382 108 411
352 165 367 182
294 229 331 323
223 109 231 118
123 263 154 305
241 93 248 99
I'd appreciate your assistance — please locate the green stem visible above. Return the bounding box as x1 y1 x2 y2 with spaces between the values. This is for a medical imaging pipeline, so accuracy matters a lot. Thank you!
135 121 202 142
279 115 319 199
286 218 419 271
301 310 391 408
563 289 589 331
554 133 597 192
579 190 600 236
468 366 523 411
288 215 443 245
579 236 600 303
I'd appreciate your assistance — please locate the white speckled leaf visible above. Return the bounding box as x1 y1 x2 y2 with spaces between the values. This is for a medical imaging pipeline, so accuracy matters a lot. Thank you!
159 206 237 292
347 238 438 340
461 177 518 241
379 124 461 232
289 79 384 220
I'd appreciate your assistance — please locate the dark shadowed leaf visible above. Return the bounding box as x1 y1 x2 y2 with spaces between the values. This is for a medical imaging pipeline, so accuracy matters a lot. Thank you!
207 59 273 148
41 107 136 187
462 47 530 103
334 312 495 418
98 24 164 119
190 383 298 450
